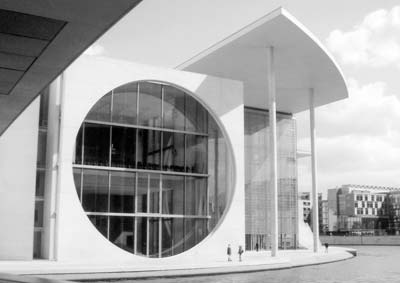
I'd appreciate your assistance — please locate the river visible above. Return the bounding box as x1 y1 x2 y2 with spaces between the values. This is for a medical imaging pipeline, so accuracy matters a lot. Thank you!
119 246 400 283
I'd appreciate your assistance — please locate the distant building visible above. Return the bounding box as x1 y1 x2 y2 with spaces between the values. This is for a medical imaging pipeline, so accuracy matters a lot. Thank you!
387 191 400 235
327 184 400 234
319 200 328 233
299 192 312 223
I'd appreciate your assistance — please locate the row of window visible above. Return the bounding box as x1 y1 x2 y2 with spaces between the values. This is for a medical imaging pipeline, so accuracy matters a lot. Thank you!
86 82 208 133
354 201 381 208
89 215 208 257
355 208 385 215
355 194 384 202
74 123 208 174
73 169 208 216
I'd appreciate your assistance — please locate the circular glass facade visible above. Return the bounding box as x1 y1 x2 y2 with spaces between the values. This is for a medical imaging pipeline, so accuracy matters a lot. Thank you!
72 81 233 257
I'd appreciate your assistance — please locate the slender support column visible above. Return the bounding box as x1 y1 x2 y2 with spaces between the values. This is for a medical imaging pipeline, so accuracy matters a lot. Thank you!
309 88 319 253
267 46 278 257
42 77 61 260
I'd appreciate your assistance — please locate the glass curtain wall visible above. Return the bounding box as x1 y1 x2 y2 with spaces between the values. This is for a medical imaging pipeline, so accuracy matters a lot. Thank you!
73 81 232 258
244 107 298 250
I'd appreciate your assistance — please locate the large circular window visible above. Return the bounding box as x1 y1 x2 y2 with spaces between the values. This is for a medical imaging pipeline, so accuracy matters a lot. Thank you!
72 81 233 257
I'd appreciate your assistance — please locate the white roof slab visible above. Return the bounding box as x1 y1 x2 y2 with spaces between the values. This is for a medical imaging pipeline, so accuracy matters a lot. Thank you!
177 8 348 114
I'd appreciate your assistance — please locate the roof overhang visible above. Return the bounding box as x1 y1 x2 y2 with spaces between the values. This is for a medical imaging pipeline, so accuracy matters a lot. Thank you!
0 0 141 135
177 8 348 114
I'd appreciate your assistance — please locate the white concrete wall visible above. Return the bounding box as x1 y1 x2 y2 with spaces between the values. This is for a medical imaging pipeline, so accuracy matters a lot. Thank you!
0 98 39 260
55 55 244 263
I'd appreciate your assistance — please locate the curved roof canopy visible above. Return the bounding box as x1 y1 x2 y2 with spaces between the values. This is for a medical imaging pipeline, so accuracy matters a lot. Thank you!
177 8 348 114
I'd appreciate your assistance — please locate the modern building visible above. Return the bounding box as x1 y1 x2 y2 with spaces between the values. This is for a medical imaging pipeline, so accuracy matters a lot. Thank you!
327 184 400 234
0 3 348 262
319 200 329 233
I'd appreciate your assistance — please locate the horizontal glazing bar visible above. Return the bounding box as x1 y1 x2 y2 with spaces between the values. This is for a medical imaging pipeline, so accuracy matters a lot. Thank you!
73 164 210 177
86 212 211 219
84 119 208 137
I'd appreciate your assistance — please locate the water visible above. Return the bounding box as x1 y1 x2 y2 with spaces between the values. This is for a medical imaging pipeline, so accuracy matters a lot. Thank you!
119 246 400 283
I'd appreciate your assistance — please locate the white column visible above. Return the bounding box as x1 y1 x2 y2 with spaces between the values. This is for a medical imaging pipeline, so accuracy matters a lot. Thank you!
42 77 61 260
309 88 319 252
267 46 278 257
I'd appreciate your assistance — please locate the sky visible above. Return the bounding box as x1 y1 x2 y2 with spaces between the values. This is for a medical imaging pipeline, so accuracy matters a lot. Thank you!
88 0 400 197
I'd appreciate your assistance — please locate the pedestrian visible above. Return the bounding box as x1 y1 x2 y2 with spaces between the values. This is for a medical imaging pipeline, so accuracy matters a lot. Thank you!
227 244 232 261
238 245 244 261
325 242 329 253
255 242 259 252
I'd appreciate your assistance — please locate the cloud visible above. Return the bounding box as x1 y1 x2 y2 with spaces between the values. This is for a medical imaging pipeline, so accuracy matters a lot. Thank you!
296 78 400 193
83 44 106 56
326 6 400 67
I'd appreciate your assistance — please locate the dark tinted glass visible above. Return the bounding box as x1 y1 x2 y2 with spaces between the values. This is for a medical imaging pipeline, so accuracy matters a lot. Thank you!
138 82 162 127
86 92 111 122
186 135 207 173
109 171 135 213
137 129 161 170
111 126 136 168
83 123 110 166
162 132 185 172
109 216 134 252
162 175 184 215
112 83 137 124
82 169 109 212
163 85 185 130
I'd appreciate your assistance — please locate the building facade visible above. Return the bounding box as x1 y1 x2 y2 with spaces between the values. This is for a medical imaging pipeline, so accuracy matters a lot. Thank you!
0 7 348 261
327 184 400 234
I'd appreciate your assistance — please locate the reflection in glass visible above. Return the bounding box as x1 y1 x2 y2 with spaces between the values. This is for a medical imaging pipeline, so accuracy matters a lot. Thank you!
162 132 185 172
163 86 185 130
111 126 136 168
186 177 207 216
86 92 111 122
186 135 207 174
35 169 45 197
149 174 160 213
162 175 184 215
185 95 207 133
137 129 161 170
83 123 110 166
136 217 147 256
82 169 109 212
148 218 159 257
112 83 137 124
138 82 162 127
162 218 184 256
109 216 134 252
34 201 44 227
110 171 135 213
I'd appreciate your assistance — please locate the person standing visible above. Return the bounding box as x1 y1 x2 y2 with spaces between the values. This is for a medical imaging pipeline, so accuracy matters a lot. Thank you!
227 244 232 261
325 242 329 253
255 242 259 252
238 245 244 261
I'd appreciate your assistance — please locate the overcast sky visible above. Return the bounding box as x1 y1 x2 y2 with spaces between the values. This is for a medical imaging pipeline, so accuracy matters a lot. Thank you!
88 0 400 197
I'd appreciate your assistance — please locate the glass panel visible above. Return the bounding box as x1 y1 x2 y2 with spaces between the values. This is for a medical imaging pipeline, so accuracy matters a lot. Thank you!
110 171 135 213
39 88 49 129
34 200 44 227
163 85 185 130
88 215 108 238
185 95 207 133
186 134 207 174
136 217 147 256
138 82 162 127
137 173 148 213
35 169 45 197
149 174 160 213
185 177 207 216
73 168 82 200
137 129 161 170
109 216 134 253
74 127 83 164
111 126 136 168
83 123 110 166
112 83 137 124
162 175 184 215
162 218 184 257
86 92 111 122
148 217 159 257
162 132 185 172
82 169 109 212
